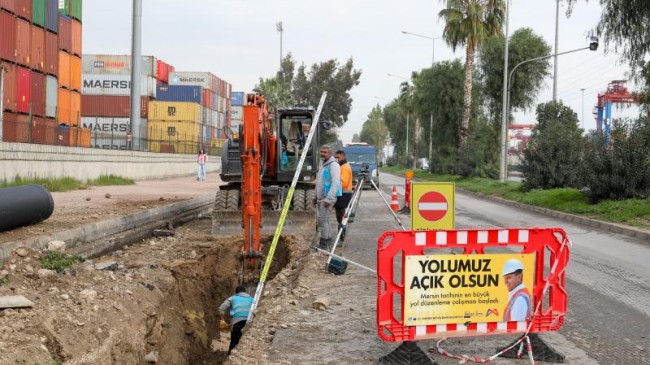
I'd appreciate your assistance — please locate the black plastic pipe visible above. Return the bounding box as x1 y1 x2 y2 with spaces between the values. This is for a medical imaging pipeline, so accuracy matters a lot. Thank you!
0 185 54 232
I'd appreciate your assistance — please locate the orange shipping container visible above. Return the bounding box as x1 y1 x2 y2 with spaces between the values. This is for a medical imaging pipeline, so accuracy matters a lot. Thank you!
71 18 81 56
70 90 80 125
1 63 17 111
30 25 45 72
70 54 81 91
58 88 71 124
15 17 30 66
58 51 70 89
77 127 91 147
44 31 57 76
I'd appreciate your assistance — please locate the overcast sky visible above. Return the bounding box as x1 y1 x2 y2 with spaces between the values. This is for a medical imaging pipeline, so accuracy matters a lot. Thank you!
83 0 641 143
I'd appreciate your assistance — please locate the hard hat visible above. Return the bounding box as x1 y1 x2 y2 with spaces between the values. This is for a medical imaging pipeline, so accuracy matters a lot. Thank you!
502 259 524 276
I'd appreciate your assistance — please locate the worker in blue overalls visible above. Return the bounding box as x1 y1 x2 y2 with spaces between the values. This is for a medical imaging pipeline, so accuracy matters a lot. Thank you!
219 286 253 355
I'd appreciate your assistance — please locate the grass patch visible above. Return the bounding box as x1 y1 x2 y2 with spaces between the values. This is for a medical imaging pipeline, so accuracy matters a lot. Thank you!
0 274 9 286
381 167 650 229
87 174 135 186
40 252 84 273
1 174 135 192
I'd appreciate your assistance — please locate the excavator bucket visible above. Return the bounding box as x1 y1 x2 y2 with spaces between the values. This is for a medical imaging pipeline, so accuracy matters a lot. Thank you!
211 189 317 237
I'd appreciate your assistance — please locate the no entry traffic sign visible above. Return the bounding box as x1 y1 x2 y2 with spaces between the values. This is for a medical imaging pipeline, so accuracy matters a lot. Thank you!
411 182 455 230
417 191 448 222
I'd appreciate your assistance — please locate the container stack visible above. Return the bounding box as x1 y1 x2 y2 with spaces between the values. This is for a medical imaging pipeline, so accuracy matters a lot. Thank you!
80 54 173 150
230 91 244 130
1 0 89 147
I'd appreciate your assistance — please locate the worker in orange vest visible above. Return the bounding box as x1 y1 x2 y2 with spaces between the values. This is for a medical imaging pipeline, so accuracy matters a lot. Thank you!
334 150 353 241
502 259 532 322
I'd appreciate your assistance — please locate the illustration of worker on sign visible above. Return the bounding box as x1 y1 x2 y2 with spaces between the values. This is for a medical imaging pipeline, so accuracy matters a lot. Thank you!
502 259 532 322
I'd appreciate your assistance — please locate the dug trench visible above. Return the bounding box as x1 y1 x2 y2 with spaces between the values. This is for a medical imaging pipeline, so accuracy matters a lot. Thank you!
0 218 304 365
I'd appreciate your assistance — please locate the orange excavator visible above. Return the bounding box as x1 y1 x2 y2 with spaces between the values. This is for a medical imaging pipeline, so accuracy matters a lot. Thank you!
212 94 322 286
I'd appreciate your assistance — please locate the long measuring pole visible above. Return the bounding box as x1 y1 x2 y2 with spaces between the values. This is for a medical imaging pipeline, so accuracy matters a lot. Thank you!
247 92 328 322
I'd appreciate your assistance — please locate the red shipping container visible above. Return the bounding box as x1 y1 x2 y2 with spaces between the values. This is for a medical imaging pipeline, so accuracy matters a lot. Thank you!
0 10 16 63
3 113 30 143
14 0 30 20
58 14 71 52
32 116 55 144
44 31 57 75
31 25 45 72
70 18 81 56
81 95 151 118
0 0 16 13
58 88 71 124
58 50 70 88
31 71 45 116
2 63 16 111
16 66 31 113
70 90 80 125
15 17 30 66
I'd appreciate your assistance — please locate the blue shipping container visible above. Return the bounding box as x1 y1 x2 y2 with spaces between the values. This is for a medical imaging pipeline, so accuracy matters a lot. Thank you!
46 0 59 33
231 92 244 106
156 85 202 103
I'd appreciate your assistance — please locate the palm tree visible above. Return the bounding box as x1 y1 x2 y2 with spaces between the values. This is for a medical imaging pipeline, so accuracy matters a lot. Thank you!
439 0 504 158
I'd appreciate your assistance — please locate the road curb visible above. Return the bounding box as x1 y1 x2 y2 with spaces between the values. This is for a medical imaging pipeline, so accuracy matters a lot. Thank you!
0 194 214 268
457 188 650 243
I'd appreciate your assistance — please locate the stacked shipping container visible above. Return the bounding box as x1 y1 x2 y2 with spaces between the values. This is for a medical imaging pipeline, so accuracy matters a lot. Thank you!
80 54 166 149
1 0 90 147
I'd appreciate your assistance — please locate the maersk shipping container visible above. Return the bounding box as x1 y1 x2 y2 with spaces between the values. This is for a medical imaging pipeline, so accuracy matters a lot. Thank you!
44 31 57 75
32 0 45 27
45 75 57 118
31 25 45 72
81 95 151 118
45 0 57 33
0 10 17 63
82 54 157 77
156 85 201 103
168 71 217 92
81 117 145 150
15 17 30 66
82 74 156 97
31 71 45 116
148 101 202 122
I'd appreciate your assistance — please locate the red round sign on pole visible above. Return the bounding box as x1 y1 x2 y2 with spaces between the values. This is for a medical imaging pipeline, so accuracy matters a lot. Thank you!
417 191 448 221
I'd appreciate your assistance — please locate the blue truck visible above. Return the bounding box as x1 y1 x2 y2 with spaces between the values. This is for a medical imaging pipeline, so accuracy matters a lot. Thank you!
343 143 380 188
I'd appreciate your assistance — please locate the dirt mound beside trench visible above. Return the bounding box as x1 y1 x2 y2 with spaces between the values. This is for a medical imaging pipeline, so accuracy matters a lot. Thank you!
0 219 307 365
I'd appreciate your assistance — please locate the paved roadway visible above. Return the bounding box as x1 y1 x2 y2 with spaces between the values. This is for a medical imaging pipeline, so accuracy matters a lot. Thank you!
371 173 649 364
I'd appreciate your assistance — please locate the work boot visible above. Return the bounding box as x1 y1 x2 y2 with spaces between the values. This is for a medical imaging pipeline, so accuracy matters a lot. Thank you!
319 238 332 251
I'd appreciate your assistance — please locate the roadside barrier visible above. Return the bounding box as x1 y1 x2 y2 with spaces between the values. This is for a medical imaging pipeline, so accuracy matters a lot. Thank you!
377 228 570 363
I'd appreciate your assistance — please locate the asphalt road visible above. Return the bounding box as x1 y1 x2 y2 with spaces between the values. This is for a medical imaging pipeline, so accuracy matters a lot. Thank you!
376 172 649 364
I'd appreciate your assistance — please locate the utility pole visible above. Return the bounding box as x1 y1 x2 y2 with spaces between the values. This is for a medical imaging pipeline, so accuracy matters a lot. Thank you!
552 0 560 101
276 22 284 67
129 0 142 151
581 88 586 130
499 0 510 182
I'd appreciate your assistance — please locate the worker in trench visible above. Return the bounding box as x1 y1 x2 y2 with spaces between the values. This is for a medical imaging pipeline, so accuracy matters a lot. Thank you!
219 286 253 355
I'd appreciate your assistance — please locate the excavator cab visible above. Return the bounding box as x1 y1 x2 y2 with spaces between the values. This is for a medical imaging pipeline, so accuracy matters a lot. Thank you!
277 108 318 179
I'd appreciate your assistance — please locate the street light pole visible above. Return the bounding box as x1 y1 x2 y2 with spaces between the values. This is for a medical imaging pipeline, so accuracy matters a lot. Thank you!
580 88 586 130
276 22 284 67
553 0 560 101
499 0 511 182
503 42 598 180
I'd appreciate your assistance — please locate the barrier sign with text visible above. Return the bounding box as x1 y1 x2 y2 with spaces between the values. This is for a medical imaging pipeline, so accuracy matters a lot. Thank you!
404 254 535 326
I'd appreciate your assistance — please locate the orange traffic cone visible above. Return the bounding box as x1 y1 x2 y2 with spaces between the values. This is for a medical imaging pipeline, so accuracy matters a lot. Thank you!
390 186 400 211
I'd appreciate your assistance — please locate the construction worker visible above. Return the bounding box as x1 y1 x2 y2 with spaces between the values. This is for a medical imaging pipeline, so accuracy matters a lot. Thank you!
334 150 353 241
502 259 532 322
219 286 253 355
313 145 341 250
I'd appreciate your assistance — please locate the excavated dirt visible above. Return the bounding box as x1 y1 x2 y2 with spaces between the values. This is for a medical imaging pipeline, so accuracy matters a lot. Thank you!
0 218 305 365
